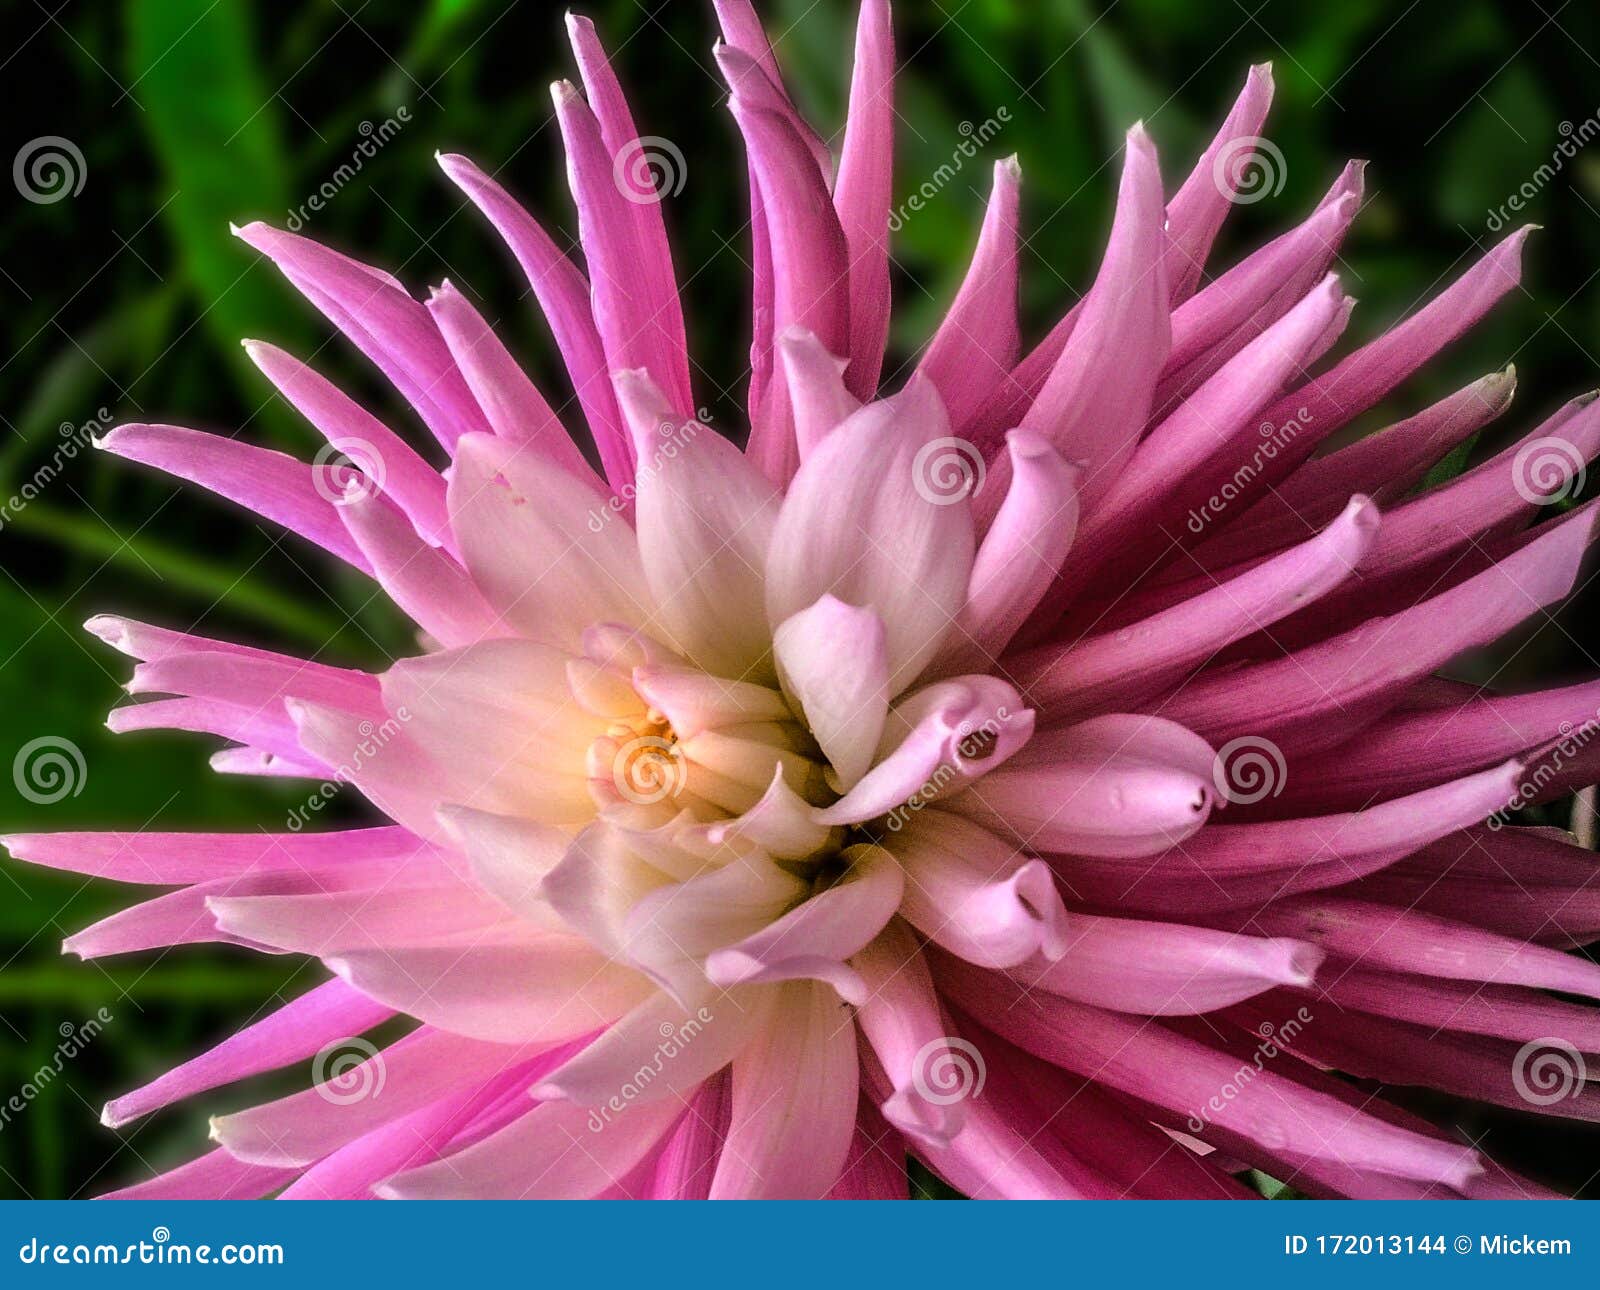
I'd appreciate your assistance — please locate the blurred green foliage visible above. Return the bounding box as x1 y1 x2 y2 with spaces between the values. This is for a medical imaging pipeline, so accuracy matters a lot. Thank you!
3 0 1600 1198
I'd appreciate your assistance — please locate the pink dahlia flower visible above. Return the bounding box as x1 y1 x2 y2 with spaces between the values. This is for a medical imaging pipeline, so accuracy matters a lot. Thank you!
10 1 1600 1200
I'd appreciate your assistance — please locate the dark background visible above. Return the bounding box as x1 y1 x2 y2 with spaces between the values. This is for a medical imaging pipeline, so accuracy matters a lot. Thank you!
3 0 1600 1198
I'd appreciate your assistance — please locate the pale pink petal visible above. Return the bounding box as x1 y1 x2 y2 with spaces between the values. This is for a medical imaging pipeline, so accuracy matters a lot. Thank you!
1012 916 1322 1015
448 432 651 650
767 377 975 690
816 675 1032 826
771 594 889 790
705 844 903 1003
709 980 859 1198
778 327 861 460
337 487 506 647
882 810 1068 968
615 370 780 678
425 279 601 487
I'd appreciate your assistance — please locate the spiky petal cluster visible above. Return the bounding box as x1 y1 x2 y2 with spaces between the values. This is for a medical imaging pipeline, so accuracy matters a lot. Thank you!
10 2 1600 1200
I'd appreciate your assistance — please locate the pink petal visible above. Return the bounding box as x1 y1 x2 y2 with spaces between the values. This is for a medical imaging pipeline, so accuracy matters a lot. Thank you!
709 980 859 1198
1012 915 1322 1014
853 919 972 1147
833 0 894 397
1159 504 1596 754
1017 125 1168 512
705 844 903 1003
881 810 1069 968
232 222 483 449
425 279 600 487
212 1028 553 1166
325 940 648 1046
778 326 861 460
437 152 630 488
96 423 371 574
1022 494 1379 713
551 81 694 418
938 955 1484 1190
719 45 852 484
1163 63 1275 302
956 714 1214 857
530 990 764 1106
102 979 392 1127
448 432 651 650
917 158 1021 432
565 12 694 415
99 1148 297 1200
767 377 975 691
380 1087 682 1199
242 339 451 547
935 431 1079 675
337 487 506 647
771 594 889 790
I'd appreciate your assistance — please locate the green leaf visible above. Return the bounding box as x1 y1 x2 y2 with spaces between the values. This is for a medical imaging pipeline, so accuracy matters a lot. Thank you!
125 0 308 448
